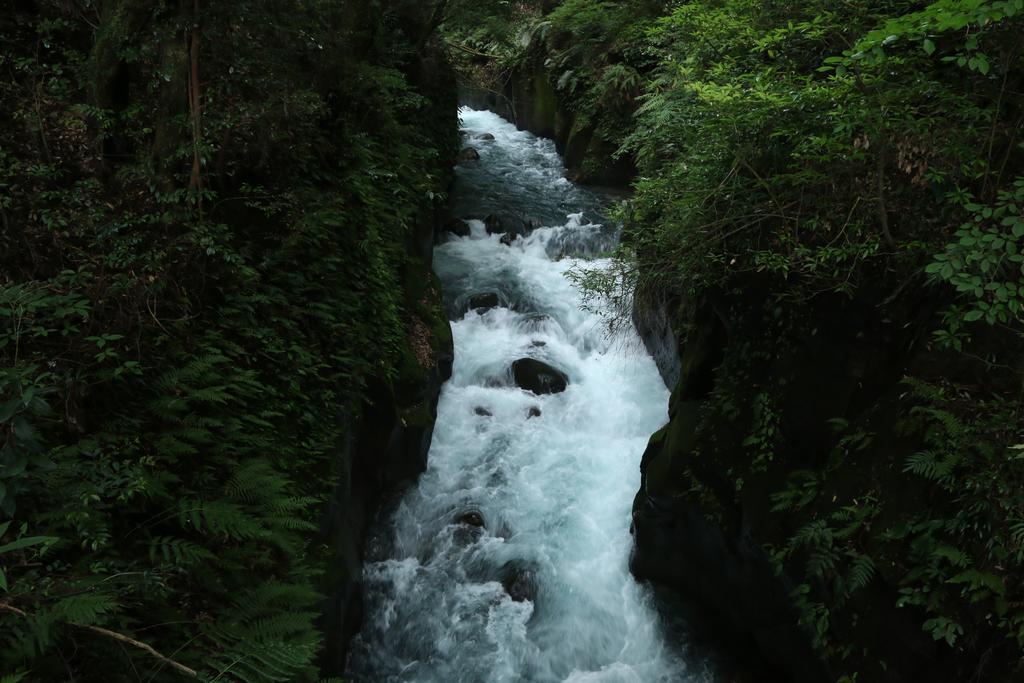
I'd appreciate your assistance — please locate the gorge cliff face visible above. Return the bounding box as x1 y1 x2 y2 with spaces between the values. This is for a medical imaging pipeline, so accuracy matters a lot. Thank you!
459 70 634 188
321 34 458 676
630 283 1024 683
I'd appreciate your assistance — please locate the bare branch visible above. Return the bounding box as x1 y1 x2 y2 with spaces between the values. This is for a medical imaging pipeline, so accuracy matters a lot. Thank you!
0 602 198 679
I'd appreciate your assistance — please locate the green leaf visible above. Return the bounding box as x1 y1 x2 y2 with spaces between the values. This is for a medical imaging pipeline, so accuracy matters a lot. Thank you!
976 53 990 75
963 310 984 321
0 535 56 555
0 399 20 423
923 38 936 55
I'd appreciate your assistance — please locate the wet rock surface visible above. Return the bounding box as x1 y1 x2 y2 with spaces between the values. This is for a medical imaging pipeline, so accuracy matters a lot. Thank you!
444 218 472 238
455 510 485 527
468 292 501 313
499 560 538 603
512 358 568 395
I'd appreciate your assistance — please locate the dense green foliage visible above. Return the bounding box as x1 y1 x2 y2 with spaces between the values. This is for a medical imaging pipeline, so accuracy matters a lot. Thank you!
615 4 1024 674
1 1 454 680
454 0 1024 679
5 0 1023 678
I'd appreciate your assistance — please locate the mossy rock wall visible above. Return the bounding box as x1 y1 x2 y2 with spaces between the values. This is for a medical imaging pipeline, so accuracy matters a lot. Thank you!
320 38 457 677
630 281 1024 682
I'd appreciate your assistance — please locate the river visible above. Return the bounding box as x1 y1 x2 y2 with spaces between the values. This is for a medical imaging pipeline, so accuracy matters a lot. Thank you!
346 108 709 683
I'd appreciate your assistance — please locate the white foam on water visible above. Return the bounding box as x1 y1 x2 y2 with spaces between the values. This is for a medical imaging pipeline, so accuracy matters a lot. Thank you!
347 108 708 683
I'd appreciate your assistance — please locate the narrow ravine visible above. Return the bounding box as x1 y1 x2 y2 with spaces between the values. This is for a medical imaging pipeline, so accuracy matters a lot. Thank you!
347 109 708 683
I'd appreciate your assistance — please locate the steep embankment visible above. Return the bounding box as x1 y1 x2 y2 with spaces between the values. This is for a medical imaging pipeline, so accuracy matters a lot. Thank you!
454 0 645 187
1 2 454 680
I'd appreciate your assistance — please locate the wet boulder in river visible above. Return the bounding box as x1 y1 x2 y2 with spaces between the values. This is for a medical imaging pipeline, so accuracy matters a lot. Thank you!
484 214 504 235
474 406 493 417
527 406 542 419
458 147 480 162
444 218 471 238
469 292 500 313
500 560 538 603
486 214 540 245
455 510 485 528
512 358 568 395
476 133 496 141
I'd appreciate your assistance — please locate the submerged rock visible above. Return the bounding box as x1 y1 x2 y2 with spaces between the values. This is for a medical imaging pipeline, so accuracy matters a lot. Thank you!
458 147 480 162
527 406 542 419
455 510 485 528
499 560 538 603
519 314 555 333
512 358 568 395
474 406 493 417
476 133 496 141
481 213 540 245
468 292 500 313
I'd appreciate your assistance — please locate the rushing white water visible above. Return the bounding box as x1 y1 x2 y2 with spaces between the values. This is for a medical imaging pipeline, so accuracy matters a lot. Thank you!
347 109 707 683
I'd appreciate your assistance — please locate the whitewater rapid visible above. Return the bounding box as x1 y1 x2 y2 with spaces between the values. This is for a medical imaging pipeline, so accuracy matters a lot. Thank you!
346 108 707 683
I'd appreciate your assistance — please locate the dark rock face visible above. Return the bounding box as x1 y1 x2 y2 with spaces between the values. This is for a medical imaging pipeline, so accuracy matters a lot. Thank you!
632 420 829 683
321 39 457 674
627 280 1020 682
459 69 636 187
484 214 504 235
324 335 453 676
458 147 480 162
500 560 538 603
627 291 835 682
512 358 568 395
444 218 471 238
481 213 539 244
631 289 683 389
469 292 501 312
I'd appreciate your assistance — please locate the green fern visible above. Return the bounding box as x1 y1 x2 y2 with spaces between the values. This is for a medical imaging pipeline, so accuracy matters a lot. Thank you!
845 553 876 593
148 536 216 567
178 500 265 540
50 593 118 625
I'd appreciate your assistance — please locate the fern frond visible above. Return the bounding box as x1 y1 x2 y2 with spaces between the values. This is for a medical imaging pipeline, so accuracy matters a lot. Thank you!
51 593 118 625
846 553 876 593
178 500 264 540
148 536 216 567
